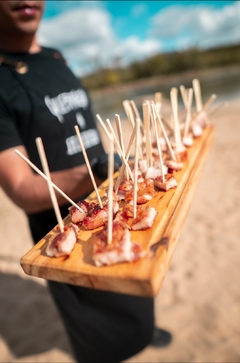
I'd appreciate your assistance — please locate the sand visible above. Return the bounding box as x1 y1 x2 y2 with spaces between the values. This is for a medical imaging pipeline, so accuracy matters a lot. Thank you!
0 98 240 362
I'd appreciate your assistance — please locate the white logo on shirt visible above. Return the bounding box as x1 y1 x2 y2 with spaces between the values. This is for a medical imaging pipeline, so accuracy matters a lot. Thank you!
76 112 86 129
66 129 100 156
44 89 89 122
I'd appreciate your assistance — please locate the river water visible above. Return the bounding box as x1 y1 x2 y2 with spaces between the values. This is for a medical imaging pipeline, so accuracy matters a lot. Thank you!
90 66 240 121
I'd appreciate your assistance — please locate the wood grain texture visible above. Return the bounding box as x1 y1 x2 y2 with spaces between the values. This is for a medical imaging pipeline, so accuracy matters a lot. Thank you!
20 126 214 297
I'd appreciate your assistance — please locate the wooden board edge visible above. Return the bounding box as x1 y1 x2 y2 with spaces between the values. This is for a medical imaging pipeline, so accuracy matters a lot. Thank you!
149 126 215 296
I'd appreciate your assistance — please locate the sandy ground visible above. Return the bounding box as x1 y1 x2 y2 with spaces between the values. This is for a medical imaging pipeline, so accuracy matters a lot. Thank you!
0 98 240 362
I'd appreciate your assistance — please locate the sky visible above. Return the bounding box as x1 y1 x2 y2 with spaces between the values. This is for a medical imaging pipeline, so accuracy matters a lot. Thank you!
38 1 240 76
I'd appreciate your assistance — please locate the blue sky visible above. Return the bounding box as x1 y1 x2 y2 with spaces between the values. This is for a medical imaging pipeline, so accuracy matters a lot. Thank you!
38 1 239 76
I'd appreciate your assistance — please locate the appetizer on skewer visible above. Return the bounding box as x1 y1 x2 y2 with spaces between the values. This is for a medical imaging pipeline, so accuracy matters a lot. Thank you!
15 147 82 257
182 88 194 147
93 127 146 266
35 137 79 258
192 79 216 134
124 178 156 204
93 221 145 266
115 204 157 231
69 196 119 230
69 126 119 230
154 173 178 192
46 223 79 257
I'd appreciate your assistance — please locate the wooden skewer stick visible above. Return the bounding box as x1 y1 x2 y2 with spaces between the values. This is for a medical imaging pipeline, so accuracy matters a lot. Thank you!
170 87 183 153
115 114 129 180
130 99 140 119
105 118 122 150
192 78 203 112
151 104 165 182
35 137 64 232
123 100 135 128
129 100 144 159
152 95 162 137
14 149 84 213
97 114 128 169
107 136 114 244
146 96 172 133
152 104 176 162
105 118 134 181
115 114 125 152
149 98 162 144
143 102 152 168
130 100 145 137
185 88 189 108
180 85 188 109
114 123 137 193
202 94 217 112
208 101 228 116
74 125 103 208
146 98 173 134
154 92 162 114
183 88 193 138
158 115 173 134
96 114 134 181
133 119 140 219
190 94 217 125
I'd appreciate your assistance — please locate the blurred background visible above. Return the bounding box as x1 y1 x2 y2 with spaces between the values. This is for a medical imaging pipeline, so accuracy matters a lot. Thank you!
1 1 240 362
38 0 240 119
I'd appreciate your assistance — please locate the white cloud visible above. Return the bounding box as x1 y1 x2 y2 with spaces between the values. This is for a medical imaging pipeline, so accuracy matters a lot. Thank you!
149 2 240 51
110 36 161 66
38 8 113 48
38 7 161 76
131 3 148 18
38 7 115 75
37 2 239 77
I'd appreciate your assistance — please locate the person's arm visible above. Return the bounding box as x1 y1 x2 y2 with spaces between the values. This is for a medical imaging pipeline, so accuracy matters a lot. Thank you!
0 146 101 214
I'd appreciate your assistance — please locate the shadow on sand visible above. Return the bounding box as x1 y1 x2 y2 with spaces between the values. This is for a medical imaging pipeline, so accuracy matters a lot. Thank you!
0 271 73 358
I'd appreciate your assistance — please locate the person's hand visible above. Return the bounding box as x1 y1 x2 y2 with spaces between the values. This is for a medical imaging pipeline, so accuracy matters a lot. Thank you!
91 153 122 181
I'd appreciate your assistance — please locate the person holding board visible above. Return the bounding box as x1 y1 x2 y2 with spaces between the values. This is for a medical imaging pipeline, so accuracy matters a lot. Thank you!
0 1 171 361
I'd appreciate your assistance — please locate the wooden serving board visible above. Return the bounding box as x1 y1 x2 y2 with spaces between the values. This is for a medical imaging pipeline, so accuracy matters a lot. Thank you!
21 126 214 297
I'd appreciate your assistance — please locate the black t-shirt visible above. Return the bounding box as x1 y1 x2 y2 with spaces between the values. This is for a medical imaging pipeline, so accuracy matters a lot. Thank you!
0 49 154 362
0 47 104 242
